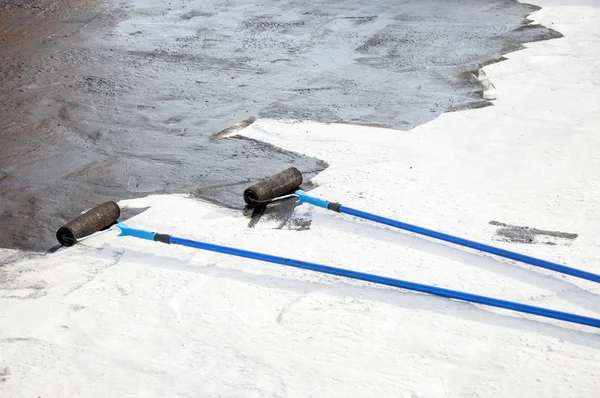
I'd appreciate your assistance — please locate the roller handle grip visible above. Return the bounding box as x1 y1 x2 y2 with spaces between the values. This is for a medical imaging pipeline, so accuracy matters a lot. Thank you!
295 190 342 212
295 190 330 208
117 223 173 244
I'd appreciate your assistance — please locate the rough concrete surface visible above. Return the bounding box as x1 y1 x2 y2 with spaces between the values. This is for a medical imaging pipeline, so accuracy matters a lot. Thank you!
0 0 561 251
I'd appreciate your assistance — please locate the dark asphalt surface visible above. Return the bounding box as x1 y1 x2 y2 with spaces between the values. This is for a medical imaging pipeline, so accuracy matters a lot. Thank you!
0 0 562 252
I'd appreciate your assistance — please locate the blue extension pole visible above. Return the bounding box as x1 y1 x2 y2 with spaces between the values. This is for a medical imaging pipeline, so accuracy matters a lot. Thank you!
116 223 600 329
294 190 600 285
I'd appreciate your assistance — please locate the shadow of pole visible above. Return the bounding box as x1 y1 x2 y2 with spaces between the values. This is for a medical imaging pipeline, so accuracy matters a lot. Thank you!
83 242 600 348
315 211 600 314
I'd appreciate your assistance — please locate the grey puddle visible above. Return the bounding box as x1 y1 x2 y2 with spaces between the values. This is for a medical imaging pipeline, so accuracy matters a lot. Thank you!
0 0 561 251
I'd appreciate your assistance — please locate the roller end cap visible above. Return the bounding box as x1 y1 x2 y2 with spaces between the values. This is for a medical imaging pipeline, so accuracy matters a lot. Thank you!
56 226 76 247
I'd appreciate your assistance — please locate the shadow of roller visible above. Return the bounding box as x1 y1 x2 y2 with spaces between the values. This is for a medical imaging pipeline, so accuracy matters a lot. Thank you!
55 200 600 330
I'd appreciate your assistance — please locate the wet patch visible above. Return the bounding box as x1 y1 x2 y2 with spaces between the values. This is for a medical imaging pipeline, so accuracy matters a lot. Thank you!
490 221 578 245
0 366 9 383
1 1 45 11
278 214 312 231
181 10 212 20
341 15 378 25
76 75 121 96
246 198 311 230
0 0 562 252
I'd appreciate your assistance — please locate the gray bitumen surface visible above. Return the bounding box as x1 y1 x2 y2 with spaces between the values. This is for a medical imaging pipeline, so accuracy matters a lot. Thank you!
0 0 562 251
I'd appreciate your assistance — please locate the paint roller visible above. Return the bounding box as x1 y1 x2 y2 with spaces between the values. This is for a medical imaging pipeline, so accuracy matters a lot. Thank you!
243 167 600 285
56 201 120 246
243 166 303 206
53 201 600 329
